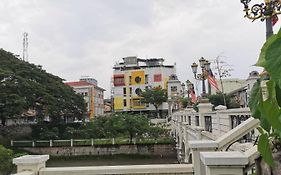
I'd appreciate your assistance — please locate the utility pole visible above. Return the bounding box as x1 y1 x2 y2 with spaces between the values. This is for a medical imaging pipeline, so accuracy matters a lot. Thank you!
23 32 28 62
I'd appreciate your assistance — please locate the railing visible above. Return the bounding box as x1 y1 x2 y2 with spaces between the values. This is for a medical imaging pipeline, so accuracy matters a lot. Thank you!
11 137 174 147
189 117 260 175
12 155 194 175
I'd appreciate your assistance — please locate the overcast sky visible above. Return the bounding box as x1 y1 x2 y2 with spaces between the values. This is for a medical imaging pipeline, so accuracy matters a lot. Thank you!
1 0 280 98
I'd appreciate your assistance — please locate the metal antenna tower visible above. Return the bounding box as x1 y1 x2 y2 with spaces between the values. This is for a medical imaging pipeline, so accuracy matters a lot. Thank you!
23 32 28 61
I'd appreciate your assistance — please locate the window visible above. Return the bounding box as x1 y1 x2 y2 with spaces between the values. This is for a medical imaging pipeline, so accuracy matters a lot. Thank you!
171 86 177 92
123 87 127 96
195 116 199 126
123 99 127 107
188 116 191 125
135 76 141 83
135 88 142 96
114 74 125 86
154 74 162 82
129 76 132 85
129 87 132 95
205 116 212 132
145 74 149 84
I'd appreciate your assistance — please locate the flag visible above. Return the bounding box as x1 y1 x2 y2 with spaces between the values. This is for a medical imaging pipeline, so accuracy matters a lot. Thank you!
272 15 279 26
189 85 197 103
207 69 220 92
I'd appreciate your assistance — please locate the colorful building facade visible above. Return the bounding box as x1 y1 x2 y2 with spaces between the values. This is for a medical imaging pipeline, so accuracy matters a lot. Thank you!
65 77 105 120
112 57 176 117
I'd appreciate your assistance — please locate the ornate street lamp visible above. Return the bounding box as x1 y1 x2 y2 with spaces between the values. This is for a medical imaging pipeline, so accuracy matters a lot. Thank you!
191 57 211 98
185 80 193 106
240 0 281 39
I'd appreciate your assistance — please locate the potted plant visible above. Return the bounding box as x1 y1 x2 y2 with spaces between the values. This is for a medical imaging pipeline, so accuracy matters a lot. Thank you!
249 27 281 174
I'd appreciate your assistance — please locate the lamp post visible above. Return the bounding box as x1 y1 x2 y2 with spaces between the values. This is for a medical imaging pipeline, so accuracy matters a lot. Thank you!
191 57 211 99
181 83 186 97
240 0 281 39
186 80 193 106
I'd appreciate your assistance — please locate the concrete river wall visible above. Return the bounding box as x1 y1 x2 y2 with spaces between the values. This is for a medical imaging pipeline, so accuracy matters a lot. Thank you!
23 144 176 157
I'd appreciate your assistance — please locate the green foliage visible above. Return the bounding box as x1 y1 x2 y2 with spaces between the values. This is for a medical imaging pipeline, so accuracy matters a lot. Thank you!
249 28 281 167
0 145 14 175
141 87 167 118
0 49 86 125
180 97 192 108
207 92 240 108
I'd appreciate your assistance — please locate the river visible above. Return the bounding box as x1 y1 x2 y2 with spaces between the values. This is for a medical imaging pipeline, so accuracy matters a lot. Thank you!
46 155 178 167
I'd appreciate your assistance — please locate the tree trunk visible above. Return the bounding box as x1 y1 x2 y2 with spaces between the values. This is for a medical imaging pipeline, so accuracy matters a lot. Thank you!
154 105 159 118
1 117 6 126
259 152 281 175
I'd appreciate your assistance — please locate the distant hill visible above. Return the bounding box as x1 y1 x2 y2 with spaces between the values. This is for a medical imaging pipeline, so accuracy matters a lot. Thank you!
0 49 86 125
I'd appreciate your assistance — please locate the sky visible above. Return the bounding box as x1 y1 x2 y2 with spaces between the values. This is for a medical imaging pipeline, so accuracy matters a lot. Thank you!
0 0 280 98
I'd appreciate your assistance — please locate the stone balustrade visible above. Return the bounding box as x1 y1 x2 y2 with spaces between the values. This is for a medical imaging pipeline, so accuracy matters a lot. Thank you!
12 155 194 175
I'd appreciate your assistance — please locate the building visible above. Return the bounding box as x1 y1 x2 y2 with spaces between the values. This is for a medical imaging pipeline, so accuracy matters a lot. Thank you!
65 77 105 120
214 78 246 95
112 57 176 117
227 71 259 107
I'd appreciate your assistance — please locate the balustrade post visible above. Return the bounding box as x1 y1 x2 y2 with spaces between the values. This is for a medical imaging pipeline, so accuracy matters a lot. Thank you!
200 151 248 175
70 139 73 147
91 138 94 146
11 140 13 147
195 126 204 140
189 140 218 175
32 141 35 147
197 102 213 129
50 140 52 147
13 155 49 174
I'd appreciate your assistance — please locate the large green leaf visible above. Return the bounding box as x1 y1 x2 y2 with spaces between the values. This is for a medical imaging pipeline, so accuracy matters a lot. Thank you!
256 33 278 68
256 28 281 81
275 83 281 107
248 80 262 119
258 134 274 167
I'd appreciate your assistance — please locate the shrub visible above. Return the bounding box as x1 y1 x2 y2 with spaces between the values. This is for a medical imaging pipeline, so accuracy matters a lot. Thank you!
0 145 14 175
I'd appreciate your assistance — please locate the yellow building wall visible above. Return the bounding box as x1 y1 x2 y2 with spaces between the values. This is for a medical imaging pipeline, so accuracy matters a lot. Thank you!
131 70 145 85
89 87 95 119
114 97 123 110
164 77 169 89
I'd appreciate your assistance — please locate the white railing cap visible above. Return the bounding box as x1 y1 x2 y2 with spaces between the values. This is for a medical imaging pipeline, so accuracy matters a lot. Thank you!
200 151 248 166
214 105 227 111
189 140 218 149
13 155 49 165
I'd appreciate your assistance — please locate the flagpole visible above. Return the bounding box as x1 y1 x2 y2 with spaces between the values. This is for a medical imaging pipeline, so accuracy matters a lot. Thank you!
265 16 274 39
240 0 280 40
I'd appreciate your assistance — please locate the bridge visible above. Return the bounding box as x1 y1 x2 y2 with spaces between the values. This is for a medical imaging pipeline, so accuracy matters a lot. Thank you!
13 103 262 175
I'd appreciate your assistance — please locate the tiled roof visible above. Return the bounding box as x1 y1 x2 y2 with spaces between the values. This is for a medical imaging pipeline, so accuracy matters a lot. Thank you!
65 81 94 87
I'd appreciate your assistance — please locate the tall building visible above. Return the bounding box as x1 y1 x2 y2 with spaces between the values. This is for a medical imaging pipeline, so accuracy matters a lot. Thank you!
112 56 176 117
65 77 105 120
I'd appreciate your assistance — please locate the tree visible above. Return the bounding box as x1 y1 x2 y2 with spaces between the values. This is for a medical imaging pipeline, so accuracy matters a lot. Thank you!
0 145 13 175
141 87 167 118
121 113 149 143
208 93 230 108
180 97 192 108
0 49 86 124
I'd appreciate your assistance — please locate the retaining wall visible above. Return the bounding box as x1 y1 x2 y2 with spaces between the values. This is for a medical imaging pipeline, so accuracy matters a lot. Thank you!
22 144 176 157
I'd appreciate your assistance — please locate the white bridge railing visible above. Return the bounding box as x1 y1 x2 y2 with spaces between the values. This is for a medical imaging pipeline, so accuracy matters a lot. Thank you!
12 106 262 175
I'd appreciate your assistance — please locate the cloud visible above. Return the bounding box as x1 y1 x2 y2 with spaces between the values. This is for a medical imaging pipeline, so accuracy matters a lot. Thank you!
0 0 280 98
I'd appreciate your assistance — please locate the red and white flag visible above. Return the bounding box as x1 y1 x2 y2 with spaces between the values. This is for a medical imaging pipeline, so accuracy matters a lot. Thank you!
207 69 220 92
272 15 279 26
189 85 197 103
